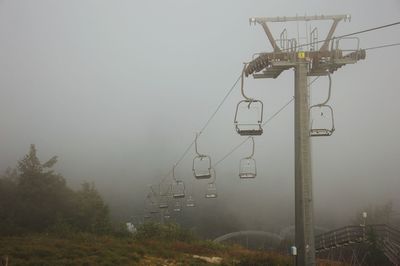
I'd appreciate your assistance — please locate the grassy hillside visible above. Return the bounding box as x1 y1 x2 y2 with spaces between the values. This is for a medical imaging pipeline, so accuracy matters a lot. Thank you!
0 221 349 265
0 233 294 265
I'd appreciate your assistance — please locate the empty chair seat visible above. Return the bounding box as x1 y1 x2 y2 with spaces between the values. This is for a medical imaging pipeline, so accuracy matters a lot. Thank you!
193 155 212 179
234 100 264 136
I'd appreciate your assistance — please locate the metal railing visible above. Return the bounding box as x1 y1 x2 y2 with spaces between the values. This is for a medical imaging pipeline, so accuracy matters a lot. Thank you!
315 224 400 265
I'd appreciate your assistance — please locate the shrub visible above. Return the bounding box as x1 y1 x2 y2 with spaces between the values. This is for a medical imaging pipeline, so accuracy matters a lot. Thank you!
236 252 290 266
134 222 196 242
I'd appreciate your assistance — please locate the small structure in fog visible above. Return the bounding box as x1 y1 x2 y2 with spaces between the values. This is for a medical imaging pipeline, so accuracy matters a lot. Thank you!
126 222 136 233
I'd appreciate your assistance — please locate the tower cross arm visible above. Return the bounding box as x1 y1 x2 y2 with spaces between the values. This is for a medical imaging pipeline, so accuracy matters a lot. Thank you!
319 18 341 52
250 14 351 53
260 22 281 52
250 14 350 23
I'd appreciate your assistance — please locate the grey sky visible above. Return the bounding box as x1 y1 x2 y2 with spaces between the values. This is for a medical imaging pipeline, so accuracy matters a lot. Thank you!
1 0 399 226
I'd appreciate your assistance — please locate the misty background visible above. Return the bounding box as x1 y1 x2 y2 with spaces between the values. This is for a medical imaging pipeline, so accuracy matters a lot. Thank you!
1 0 399 235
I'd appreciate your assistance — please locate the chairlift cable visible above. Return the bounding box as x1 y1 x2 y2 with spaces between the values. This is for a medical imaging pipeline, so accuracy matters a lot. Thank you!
199 74 242 135
156 76 319 197
364 42 400 50
340 42 400 51
277 21 400 52
214 137 251 168
142 21 400 213
174 74 242 168
157 73 242 186
157 56 321 185
337 21 400 39
213 76 320 167
214 98 292 167
262 97 294 127
147 75 320 209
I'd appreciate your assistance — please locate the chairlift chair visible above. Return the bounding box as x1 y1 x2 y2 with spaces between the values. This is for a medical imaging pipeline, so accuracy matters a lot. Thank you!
186 195 196 207
171 165 186 199
234 99 264 136
172 180 186 199
164 210 171 219
158 193 169 209
173 201 182 212
159 202 169 209
309 105 335 137
192 155 212 179
239 137 257 179
146 191 159 214
192 133 212 179
148 185 169 209
239 158 257 179
158 184 171 209
234 64 264 136
149 203 159 214
205 168 218 199
309 72 335 137
205 183 218 199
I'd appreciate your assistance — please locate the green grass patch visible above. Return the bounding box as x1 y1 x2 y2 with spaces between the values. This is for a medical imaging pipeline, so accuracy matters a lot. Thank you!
0 226 294 265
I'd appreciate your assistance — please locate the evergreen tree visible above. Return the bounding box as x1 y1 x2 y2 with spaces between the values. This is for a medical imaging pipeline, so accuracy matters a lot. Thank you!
0 144 113 235
0 168 19 234
15 144 74 231
74 182 112 234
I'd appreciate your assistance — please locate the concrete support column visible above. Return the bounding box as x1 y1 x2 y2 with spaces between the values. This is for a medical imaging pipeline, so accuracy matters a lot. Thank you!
294 61 316 266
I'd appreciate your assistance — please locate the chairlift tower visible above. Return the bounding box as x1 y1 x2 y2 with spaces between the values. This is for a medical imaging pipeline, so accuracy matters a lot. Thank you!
245 15 365 266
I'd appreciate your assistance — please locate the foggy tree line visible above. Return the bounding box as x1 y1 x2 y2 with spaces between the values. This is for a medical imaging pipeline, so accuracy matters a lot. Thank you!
1 145 398 239
0 144 111 235
0 144 261 239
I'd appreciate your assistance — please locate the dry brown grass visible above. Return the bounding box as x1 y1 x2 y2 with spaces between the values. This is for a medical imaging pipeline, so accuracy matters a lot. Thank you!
0 233 345 265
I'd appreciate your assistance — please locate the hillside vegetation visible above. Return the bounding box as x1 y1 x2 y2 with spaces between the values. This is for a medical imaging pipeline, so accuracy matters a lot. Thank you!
0 145 111 236
0 145 291 265
0 145 345 265
0 224 289 266
0 222 349 266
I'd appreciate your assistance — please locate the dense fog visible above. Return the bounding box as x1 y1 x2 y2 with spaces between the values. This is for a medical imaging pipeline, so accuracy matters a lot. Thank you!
1 0 399 238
